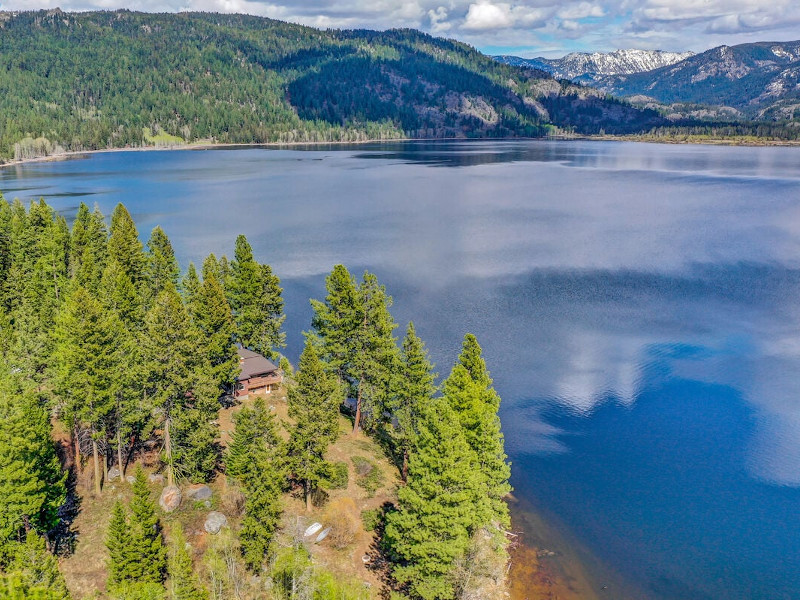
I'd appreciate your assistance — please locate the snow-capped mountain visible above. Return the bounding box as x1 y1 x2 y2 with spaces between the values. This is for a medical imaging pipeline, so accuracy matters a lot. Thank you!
494 49 694 84
595 41 800 120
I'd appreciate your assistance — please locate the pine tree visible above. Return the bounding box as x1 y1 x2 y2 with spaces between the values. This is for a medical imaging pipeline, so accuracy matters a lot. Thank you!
108 204 144 287
106 501 131 586
167 524 205 600
146 227 180 306
181 263 200 315
200 253 220 284
7 200 69 385
141 284 218 485
390 322 436 482
352 271 400 432
0 377 66 552
442 334 511 526
3 531 70 600
193 269 238 394
228 235 285 357
310 264 361 386
54 286 122 495
0 194 12 313
287 340 342 510
227 398 283 570
310 265 400 433
127 467 167 583
383 397 485 600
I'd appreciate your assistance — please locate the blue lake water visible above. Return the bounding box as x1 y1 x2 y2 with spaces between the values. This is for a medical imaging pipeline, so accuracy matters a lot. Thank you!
3 141 800 599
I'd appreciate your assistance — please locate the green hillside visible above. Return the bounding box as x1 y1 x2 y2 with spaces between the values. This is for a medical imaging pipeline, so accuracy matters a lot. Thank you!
0 9 666 162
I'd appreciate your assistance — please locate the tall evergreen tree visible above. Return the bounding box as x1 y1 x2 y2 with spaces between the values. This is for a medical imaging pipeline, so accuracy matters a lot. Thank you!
226 398 283 570
54 286 122 495
193 269 238 394
105 501 131 587
200 253 221 284
180 263 200 315
287 340 342 511
0 378 66 553
127 467 167 584
3 531 70 600
383 397 485 600
8 200 69 384
310 266 399 433
141 283 218 485
167 524 205 600
0 194 12 313
310 264 361 386
352 271 400 432
146 227 180 306
228 235 285 358
442 334 511 526
108 204 144 287
390 322 436 482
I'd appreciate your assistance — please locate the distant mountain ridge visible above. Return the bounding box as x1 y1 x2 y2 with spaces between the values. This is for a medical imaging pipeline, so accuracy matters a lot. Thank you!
593 41 800 120
494 50 694 84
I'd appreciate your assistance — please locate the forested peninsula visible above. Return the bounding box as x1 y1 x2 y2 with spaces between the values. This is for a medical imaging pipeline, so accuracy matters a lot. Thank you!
0 194 512 600
0 9 676 163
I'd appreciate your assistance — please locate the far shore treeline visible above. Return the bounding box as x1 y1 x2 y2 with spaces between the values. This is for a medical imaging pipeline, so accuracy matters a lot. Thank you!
0 193 512 600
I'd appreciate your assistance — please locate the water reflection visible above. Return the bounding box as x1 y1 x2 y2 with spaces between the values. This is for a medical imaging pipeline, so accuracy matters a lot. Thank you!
2 141 800 599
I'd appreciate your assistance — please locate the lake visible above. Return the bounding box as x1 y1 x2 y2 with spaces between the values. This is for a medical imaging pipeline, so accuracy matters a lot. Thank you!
3 140 800 599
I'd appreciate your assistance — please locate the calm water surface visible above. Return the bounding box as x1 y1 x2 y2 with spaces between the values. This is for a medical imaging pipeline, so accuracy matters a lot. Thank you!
3 141 800 599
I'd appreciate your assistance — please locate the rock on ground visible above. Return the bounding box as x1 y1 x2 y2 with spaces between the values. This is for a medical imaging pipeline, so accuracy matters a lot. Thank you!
204 511 228 534
186 483 212 501
159 485 182 512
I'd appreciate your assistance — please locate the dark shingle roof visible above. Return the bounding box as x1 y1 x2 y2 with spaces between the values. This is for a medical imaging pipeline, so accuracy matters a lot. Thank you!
236 347 279 380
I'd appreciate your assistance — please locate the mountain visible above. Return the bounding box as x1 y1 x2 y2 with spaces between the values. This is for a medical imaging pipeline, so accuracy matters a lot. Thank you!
0 10 668 163
594 41 800 121
494 50 693 84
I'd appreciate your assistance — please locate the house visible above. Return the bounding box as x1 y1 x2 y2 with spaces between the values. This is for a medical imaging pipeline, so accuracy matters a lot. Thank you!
235 347 282 398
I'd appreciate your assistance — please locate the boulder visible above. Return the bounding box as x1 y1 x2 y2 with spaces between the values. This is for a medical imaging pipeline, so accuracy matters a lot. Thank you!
107 467 121 481
159 485 182 512
148 473 165 485
125 475 135 484
204 511 228 534
186 484 212 501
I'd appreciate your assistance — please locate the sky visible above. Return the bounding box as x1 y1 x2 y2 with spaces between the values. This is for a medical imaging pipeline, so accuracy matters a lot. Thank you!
1 0 799 57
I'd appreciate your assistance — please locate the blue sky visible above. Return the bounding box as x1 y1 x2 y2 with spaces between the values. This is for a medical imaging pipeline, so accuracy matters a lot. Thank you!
2 0 799 57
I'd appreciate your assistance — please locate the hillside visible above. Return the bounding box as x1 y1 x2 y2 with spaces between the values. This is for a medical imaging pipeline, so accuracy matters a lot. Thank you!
0 9 668 162
593 41 800 121
494 50 693 84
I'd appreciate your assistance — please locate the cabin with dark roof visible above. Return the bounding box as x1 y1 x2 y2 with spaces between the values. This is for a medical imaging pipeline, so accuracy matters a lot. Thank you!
235 347 282 398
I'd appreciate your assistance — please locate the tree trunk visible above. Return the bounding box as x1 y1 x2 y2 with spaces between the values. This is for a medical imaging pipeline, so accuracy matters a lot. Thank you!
117 430 124 478
74 428 82 474
305 480 311 512
353 382 362 434
103 451 108 482
92 438 101 496
402 447 409 483
165 417 174 487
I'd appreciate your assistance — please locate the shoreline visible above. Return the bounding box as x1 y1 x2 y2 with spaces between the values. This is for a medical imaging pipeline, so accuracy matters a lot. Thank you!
507 494 651 600
3 133 799 170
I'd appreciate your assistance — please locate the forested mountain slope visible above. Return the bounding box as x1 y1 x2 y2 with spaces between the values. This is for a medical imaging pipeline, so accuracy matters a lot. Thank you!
0 9 666 162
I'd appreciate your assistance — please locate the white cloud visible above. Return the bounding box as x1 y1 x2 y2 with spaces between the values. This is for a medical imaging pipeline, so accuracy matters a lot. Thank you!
463 1 513 30
3 0 800 55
